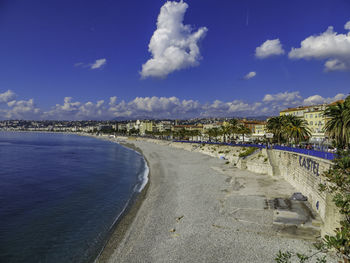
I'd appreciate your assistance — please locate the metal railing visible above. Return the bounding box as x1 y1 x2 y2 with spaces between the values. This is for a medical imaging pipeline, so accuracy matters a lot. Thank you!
272 145 336 160
173 140 266 148
172 140 336 160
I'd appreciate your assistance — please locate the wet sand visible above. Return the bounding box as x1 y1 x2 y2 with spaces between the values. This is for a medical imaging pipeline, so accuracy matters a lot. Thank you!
97 139 329 263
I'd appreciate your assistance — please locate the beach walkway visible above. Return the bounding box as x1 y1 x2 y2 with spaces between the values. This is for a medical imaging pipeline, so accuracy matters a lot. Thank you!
98 141 327 263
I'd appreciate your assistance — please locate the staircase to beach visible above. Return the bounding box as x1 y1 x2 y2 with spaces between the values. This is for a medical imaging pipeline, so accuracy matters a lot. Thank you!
267 149 281 176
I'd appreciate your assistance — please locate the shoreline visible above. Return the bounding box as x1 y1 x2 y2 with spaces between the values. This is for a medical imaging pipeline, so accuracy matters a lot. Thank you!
0 131 151 263
91 138 151 263
81 137 152 263
0 132 335 262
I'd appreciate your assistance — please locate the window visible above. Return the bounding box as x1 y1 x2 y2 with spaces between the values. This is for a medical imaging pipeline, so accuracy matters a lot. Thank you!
310 121 313 125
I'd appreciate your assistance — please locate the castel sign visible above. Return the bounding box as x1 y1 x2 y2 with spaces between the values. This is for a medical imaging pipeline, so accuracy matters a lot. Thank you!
299 156 320 176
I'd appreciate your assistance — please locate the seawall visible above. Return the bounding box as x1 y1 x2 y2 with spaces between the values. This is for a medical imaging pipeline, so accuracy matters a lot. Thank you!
116 137 341 237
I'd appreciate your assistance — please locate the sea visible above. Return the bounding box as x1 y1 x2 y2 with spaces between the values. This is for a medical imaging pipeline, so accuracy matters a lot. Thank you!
0 132 148 263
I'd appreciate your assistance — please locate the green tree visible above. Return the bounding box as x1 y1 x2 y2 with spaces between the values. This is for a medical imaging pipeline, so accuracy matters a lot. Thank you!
237 124 251 142
229 118 239 139
284 115 311 145
220 125 232 143
324 97 350 148
267 115 311 145
267 116 285 144
128 128 139 135
206 127 221 142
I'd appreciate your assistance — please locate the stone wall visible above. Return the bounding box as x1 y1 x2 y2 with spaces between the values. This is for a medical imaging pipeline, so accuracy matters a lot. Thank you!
268 149 341 236
240 148 273 176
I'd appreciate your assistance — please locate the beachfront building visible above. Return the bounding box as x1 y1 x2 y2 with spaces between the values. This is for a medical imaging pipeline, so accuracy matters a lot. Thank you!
303 105 327 142
126 120 141 132
172 124 204 133
116 123 127 133
280 106 306 118
203 122 221 130
252 122 267 138
279 100 343 143
155 121 172 132
139 121 154 135
280 105 326 142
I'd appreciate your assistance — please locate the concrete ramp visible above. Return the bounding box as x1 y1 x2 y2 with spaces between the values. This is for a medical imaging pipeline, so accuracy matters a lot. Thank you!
269 198 321 240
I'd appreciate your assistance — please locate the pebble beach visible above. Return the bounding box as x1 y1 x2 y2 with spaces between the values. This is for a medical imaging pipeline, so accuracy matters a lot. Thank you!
97 139 332 263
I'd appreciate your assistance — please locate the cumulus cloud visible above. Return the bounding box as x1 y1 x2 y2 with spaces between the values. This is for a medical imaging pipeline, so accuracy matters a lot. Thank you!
255 39 285 59
0 97 41 120
289 22 350 71
263 91 303 104
74 58 107 70
303 93 346 105
243 71 256 80
43 97 107 120
140 1 208 78
0 90 16 104
0 91 346 120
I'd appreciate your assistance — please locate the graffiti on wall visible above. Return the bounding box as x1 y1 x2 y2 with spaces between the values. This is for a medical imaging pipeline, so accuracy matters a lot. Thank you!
299 156 319 176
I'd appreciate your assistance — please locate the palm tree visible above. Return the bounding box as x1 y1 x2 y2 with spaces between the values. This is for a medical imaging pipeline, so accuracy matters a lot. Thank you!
229 118 239 140
324 97 350 148
220 125 232 143
285 116 311 145
267 116 285 144
188 130 201 141
206 127 221 142
237 124 251 142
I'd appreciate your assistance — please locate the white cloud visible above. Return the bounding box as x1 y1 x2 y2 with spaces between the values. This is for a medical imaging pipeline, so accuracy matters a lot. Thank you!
303 93 346 105
2 98 41 119
263 91 303 104
0 90 16 104
109 96 117 105
289 22 350 71
243 71 256 80
255 39 285 59
140 1 208 78
0 91 347 120
40 92 348 119
345 20 350 30
91 58 107 69
74 58 107 70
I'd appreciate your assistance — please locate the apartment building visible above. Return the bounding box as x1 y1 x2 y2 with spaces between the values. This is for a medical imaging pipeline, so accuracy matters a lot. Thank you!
279 101 343 142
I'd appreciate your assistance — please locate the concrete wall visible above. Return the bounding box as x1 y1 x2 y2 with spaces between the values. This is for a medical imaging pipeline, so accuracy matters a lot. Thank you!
237 148 273 176
267 149 341 236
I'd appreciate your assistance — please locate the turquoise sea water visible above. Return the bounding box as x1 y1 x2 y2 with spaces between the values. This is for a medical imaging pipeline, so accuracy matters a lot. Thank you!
0 132 147 263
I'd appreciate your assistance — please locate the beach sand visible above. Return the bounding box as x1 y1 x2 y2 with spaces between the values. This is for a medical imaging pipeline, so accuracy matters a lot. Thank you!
97 140 328 263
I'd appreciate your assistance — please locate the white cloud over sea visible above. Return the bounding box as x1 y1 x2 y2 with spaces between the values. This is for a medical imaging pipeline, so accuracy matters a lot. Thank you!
0 90 346 120
140 1 208 78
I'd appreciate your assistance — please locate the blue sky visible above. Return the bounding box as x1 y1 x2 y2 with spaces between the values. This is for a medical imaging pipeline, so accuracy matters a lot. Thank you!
0 0 349 120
